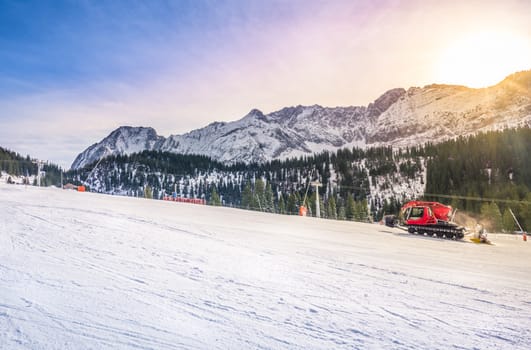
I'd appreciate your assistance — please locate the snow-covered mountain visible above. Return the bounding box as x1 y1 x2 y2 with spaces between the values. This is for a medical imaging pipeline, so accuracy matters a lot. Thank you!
368 71 531 146
71 70 531 170
71 126 164 170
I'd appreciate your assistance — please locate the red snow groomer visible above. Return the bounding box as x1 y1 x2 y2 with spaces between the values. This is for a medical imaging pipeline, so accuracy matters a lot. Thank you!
385 201 465 239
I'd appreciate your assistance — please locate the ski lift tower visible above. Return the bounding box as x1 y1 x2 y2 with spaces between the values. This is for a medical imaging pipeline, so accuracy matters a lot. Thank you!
509 208 527 240
32 160 45 187
311 181 322 218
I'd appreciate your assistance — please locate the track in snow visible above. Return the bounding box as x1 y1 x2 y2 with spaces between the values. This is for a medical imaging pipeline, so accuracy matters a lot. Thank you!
1 184 530 349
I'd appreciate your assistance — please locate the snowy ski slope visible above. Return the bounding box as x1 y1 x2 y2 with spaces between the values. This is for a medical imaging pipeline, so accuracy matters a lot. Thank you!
1 184 530 349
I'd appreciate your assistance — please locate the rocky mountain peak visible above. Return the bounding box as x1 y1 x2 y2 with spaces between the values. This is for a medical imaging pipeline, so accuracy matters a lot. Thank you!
71 71 531 170
366 88 406 119
244 108 266 120
70 126 165 170
110 126 158 137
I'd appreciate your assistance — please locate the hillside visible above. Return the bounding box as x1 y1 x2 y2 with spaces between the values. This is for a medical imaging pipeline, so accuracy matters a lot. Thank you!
66 128 531 230
1 184 530 349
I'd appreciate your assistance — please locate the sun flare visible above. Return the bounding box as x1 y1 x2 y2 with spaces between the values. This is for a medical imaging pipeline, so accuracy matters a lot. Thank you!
436 31 531 88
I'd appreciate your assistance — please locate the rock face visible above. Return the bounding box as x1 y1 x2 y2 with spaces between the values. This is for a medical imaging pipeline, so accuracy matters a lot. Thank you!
71 70 531 170
71 127 164 170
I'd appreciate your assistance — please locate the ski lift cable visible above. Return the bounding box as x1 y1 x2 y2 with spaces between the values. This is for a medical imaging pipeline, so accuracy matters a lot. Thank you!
423 193 531 205
83 147 113 187
509 208 525 232
301 168 315 207
333 184 370 191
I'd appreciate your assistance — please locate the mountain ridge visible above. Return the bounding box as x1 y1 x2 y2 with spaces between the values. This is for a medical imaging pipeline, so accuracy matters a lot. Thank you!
71 70 531 170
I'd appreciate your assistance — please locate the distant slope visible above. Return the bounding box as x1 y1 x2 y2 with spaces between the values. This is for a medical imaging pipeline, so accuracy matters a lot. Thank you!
71 70 531 170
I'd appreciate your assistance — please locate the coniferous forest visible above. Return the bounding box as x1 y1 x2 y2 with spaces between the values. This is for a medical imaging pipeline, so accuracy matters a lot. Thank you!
424 128 531 232
2 128 530 231
0 147 62 186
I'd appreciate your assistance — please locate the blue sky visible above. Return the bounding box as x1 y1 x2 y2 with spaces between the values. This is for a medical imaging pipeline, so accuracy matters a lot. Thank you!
1 0 530 168
1 1 248 93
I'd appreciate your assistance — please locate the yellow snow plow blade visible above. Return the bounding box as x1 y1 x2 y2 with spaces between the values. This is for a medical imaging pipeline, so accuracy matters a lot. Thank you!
469 237 493 244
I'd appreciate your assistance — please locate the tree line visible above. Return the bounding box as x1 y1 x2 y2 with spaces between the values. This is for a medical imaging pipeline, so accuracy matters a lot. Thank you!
3 127 530 231
0 147 62 186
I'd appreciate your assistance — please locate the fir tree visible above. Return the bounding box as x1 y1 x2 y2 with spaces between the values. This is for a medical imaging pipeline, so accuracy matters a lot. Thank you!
480 202 490 221
346 194 355 221
519 192 531 232
354 199 368 222
254 179 266 210
327 197 337 219
319 196 326 218
264 183 275 212
309 192 317 217
338 203 346 220
241 182 253 209
287 193 297 214
278 195 286 214
210 186 221 206
144 185 153 199
489 202 503 232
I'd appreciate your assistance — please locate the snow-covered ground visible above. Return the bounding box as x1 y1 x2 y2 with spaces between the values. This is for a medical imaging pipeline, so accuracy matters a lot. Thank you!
1 184 530 349
0 171 34 185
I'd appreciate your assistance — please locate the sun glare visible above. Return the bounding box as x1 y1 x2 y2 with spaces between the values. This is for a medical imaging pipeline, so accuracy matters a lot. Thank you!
436 31 531 88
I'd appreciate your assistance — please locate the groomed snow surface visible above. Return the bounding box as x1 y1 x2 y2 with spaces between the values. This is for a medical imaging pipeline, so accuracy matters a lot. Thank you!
1 184 530 349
